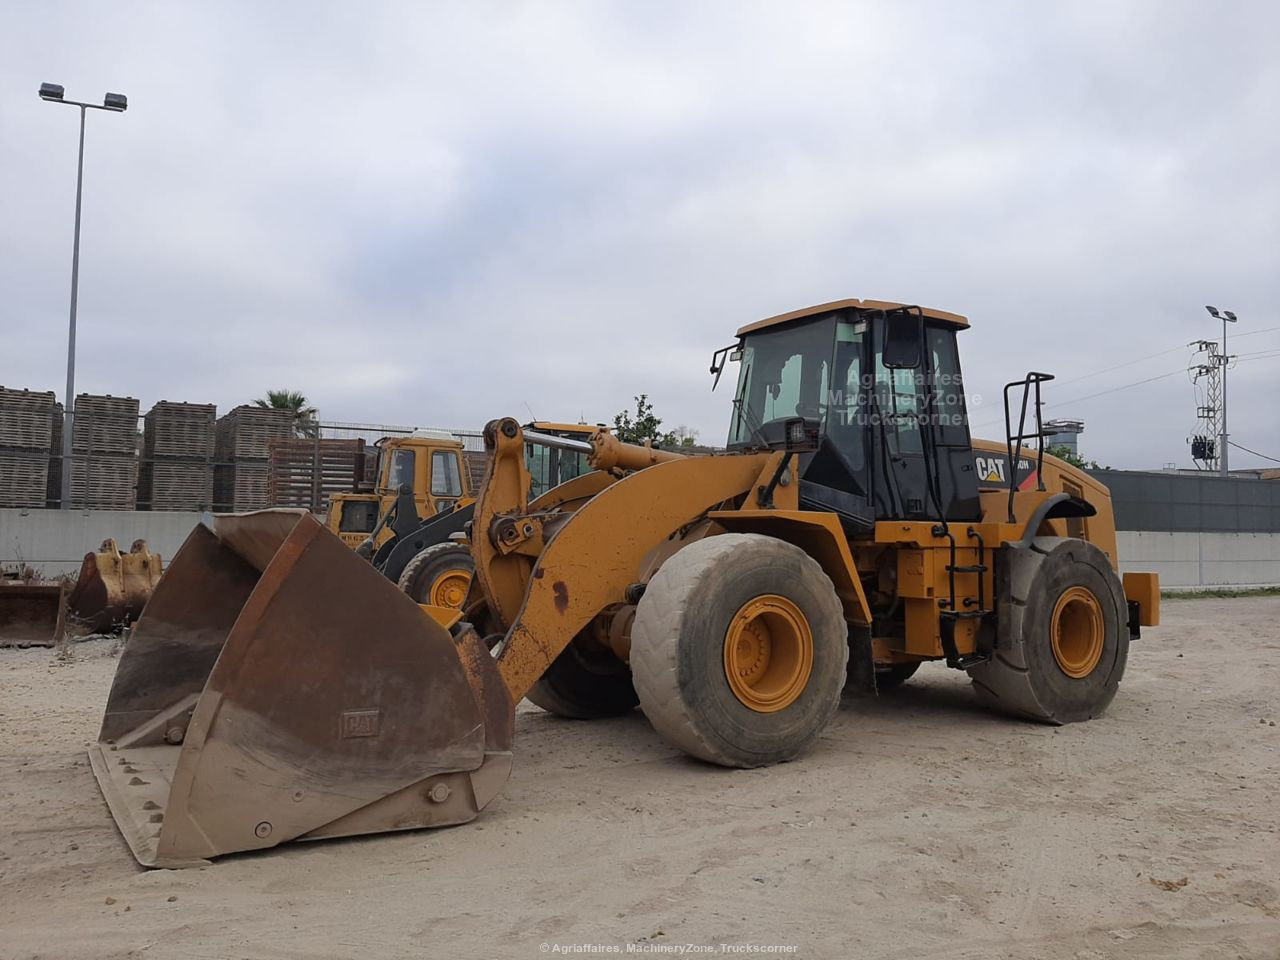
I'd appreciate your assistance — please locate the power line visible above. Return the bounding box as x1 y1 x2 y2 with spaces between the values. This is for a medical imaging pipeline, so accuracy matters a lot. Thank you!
969 366 1187 430
1053 368 1186 406
1228 440 1280 465
966 323 1278 432
1049 343 1187 389
1234 324 1280 340
1021 327 1277 393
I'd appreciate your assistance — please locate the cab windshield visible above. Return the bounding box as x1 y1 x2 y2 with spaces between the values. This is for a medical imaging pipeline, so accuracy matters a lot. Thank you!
727 313 865 449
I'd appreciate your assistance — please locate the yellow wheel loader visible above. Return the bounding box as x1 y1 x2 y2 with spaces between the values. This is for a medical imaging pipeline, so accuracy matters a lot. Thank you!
326 430 471 551
90 298 1159 867
331 422 606 609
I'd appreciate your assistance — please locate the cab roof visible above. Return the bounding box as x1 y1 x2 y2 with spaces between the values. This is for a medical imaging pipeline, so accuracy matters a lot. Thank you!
735 299 969 337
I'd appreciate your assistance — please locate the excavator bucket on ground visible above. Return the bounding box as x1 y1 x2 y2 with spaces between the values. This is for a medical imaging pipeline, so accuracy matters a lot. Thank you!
0 579 67 647
67 538 162 633
89 510 513 868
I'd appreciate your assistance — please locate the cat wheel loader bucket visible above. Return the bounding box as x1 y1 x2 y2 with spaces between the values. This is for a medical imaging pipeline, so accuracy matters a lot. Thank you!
68 538 162 633
0 579 67 647
89 510 513 868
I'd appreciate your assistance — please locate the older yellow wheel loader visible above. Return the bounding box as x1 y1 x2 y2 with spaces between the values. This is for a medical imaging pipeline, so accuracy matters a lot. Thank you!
327 423 605 611
91 298 1159 867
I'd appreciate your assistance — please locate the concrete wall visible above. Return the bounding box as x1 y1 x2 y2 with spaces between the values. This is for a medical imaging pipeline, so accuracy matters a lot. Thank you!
0 508 204 576
4 506 1280 589
1117 530 1280 589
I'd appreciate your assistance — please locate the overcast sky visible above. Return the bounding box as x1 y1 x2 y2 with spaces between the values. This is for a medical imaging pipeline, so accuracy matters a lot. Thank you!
2 1 1277 468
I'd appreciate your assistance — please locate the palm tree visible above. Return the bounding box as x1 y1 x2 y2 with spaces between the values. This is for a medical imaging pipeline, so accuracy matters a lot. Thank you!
254 389 319 438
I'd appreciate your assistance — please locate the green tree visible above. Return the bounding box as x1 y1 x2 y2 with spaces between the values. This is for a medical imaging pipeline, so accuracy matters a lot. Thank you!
1045 443 1107 471
613 394 676 447
255 389 319 438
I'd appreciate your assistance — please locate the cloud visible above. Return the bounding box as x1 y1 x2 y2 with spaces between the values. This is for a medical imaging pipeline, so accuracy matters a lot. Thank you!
1 0 1277 466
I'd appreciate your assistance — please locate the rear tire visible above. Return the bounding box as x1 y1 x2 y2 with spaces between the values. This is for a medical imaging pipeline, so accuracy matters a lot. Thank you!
397 542 475 608
630 533 847 768
525 638 639 719
969 537 1128 724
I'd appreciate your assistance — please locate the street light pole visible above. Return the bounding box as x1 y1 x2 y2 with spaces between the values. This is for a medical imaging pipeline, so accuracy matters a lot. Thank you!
1204 305 1238 479
39 83 127 509
64 105 86 510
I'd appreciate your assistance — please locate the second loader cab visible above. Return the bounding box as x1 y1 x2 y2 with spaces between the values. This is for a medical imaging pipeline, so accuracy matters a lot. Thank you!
720 299 981 530
327 430 469 550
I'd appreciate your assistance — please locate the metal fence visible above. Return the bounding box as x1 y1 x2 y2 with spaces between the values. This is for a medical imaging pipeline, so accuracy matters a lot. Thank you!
318 420 485 451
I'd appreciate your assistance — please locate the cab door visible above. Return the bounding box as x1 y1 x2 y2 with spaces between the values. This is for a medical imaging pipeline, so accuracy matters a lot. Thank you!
871 320 931 520
869 318 980 522
428 449 464 515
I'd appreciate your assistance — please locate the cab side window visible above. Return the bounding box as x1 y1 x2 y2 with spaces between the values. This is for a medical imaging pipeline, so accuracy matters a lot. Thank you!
874 358 925 457
431 451 463 497
927 327 969 446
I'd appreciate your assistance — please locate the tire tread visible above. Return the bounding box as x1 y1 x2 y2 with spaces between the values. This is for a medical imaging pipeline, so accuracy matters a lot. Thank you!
631 533 847 767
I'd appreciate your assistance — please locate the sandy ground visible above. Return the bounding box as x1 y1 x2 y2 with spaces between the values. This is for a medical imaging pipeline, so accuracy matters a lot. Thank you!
1 597 1277 960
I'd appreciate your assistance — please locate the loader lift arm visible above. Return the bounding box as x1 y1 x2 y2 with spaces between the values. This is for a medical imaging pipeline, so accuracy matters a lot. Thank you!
473 418 781 702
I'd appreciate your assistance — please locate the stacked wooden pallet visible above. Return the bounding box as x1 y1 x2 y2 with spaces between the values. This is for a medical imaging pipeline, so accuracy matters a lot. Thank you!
138 402 215 511
0 388 57 508
214 406 293 511
64 394 139 510
214 461 270 512
143 401 216 459
216 405 295 460
138 461 213 511
462 450 489 492
268 438 365 513
72 394 139 456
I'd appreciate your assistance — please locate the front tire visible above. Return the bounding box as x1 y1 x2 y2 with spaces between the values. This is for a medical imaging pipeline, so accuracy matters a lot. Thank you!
397 542 475 608
968 537 1128 723
630 533 847 768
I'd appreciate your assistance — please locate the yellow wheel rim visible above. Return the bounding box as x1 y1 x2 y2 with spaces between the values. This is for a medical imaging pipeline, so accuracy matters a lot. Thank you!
1051 585 1104 678
723 594 814 713
428 568 472 609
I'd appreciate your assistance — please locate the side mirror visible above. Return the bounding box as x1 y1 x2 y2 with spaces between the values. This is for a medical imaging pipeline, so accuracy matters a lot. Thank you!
710 344 742 391
883 311 922 369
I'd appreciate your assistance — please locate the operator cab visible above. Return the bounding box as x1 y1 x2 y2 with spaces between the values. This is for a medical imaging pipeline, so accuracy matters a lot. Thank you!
719 299 981 528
